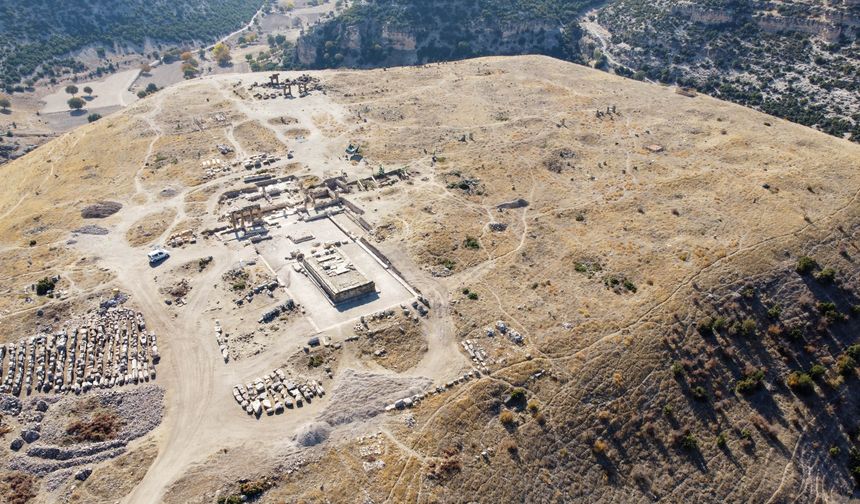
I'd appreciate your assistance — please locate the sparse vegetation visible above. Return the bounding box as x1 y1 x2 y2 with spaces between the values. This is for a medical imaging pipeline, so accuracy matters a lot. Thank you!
308 354 324 368
66 410 122 443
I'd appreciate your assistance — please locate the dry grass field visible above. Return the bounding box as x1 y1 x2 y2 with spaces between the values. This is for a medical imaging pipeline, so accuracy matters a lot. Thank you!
0 56 857 503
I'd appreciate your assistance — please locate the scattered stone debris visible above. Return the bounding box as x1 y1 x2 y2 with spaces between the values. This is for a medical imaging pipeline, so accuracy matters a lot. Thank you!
462 340 491 374
72 225 109 236
8 385 163 477
258 300 295 324
488 222 508 232
384 368 482 412
80 201 122 219
214 321 229 363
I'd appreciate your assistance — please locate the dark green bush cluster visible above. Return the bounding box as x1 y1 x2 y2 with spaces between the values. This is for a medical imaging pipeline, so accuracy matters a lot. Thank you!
735 368 765 394
35 277 56 296
463 236 480 250
796 256 818 274
786 371 814 394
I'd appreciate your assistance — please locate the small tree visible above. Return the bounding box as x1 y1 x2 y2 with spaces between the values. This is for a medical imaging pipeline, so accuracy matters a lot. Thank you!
87 113 102 123
141 62 152 74
180 51 193 62
65 85 79 96
0 95 10 112
83 86 93 96
67 97 85 110
145 83 158 94
213 42 232 66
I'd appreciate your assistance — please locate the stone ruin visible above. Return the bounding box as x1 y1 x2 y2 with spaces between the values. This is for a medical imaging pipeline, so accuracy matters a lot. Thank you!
252 73 322 100
0 307 159 397
233 367 325 418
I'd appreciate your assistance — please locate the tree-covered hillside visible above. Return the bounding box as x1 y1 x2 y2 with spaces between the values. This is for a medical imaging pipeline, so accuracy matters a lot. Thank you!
295 0 599 69
0 0 264 90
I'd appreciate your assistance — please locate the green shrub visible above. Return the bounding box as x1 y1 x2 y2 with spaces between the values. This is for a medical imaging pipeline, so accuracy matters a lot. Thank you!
787 327 804 341
697 317 714 335
735 369 765 394
808 363 826 378
846 344 860 360
623 279 637 293
741 318 758 337
35 277 56 296
815 267 836 283
670 362 683 377
467 292 479 300
796 256 817 274
836 354 856 376
786 372 814 393
239 480 266 498
767 304 782 319
463 236 480 250
691 385 708 401
681 433 698 450
817 302 837 315
716 432 727 448
308 355 323 368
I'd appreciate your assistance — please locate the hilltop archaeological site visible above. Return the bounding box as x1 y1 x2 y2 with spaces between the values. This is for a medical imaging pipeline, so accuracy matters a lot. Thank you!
0 56 858 503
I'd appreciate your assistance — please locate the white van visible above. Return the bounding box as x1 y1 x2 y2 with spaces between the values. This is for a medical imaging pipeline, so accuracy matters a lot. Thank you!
147 249 169 265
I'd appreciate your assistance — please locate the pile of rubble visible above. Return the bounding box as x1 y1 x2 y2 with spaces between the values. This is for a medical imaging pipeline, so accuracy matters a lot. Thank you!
241 153 281 170
384 369 481 412
166 229 196 248
202 158 230 179
258 299 296 324
7 386 164 477
233 278 280 306
461 340 490 374
354 300 428 334
491 320 523 344
0 308 159 397
232 367 325 417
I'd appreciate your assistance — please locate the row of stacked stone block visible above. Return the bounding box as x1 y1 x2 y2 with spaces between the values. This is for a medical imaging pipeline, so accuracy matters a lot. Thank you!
0 308 159 396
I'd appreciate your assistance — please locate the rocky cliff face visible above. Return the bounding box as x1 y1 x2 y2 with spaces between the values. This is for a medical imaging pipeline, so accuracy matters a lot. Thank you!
293 1 582 69
671 1 859 42
297 18 566 68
